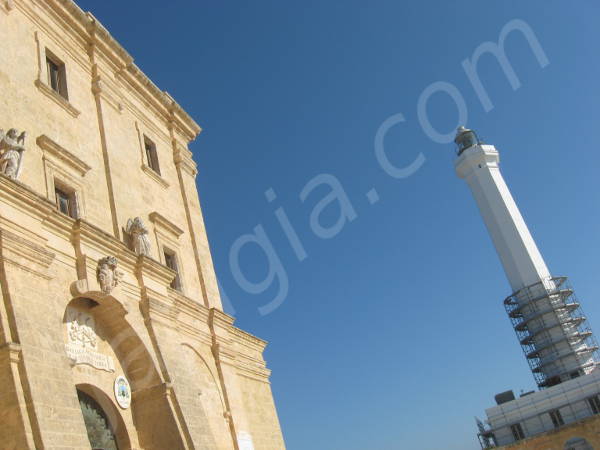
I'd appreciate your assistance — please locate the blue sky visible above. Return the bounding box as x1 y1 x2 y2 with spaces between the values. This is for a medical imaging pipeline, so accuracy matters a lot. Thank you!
76 1 600 449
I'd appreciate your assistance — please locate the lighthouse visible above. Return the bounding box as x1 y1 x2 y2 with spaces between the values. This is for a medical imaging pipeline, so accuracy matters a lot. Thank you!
454 126 598 388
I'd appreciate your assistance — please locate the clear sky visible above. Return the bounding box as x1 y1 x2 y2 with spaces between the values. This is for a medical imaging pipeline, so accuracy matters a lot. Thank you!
76 1 600 449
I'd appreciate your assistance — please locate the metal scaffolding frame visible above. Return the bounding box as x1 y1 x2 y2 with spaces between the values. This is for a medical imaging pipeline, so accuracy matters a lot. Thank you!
504 276 600 388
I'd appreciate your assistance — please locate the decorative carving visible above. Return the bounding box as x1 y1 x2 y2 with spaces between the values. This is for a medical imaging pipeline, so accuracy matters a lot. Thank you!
65 308 115 372
96 256 123 294
0 128 26 179
125 217 151 256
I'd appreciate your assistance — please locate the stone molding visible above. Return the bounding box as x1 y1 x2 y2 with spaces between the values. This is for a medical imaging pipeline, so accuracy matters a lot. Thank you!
91 73 123 114
230 326 268 352
140 289 178 329
37 134 91 176
135 255 176 288
173 144 198 178
0 228 55 280
34 79 81 117
149 212 184 238
141 164 170 189
73 220 136 268
0 173 55 219
15 0 199 142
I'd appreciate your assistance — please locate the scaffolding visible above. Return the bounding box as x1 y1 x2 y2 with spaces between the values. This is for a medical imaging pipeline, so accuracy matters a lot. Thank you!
476 417 497 449
504 276 600 388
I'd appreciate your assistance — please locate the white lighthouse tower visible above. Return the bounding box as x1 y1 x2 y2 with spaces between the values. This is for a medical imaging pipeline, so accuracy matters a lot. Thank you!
454 127 598 388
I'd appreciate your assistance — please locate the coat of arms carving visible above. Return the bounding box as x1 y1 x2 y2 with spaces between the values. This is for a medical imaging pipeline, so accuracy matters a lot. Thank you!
64 308 115 372
96 256 123 294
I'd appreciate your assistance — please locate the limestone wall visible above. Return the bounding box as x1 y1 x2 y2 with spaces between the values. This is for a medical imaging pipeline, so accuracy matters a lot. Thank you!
0 1 285 448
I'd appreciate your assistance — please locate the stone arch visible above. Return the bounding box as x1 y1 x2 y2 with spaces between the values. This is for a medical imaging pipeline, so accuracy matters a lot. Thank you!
564 436 594 450
64 295 186 449
76 383 131 450
180 343 227 411
173 343 233 449
64 295 161 390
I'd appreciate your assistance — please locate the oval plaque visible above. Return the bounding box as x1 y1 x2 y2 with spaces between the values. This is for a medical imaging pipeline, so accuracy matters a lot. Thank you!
114 375 131 409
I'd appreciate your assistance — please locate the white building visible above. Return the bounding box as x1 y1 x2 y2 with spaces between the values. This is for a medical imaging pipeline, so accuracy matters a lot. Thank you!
452 127 600 448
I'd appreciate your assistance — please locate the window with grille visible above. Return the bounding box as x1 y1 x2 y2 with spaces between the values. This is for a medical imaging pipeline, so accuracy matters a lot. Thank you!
510 423 525 441
549 409 564 428
588 395 600 414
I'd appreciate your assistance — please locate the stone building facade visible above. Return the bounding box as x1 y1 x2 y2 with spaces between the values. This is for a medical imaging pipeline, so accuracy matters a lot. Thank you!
494 414 600 450
0 0 285 448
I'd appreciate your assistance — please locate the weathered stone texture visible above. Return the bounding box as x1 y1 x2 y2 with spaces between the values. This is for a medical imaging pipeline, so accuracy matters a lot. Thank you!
0 1 285 448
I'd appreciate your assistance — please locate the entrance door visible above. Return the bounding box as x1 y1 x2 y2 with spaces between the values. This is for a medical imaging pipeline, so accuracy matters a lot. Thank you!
77 389 119 450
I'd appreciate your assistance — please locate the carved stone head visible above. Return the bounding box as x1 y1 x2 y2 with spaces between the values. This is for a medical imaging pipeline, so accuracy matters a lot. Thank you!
96 256 122 294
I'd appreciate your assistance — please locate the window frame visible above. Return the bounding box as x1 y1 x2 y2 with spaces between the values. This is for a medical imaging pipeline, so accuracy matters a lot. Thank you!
163 247 182 292
45 49 68 100
548 409 564 428
54 180 78 219
144 135 161 175
588 395 600 415
510 423 525 441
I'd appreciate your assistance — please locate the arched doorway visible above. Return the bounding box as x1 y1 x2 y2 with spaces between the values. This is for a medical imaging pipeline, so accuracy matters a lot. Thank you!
77 389 119 450
564 436 594 450
65 295 187 449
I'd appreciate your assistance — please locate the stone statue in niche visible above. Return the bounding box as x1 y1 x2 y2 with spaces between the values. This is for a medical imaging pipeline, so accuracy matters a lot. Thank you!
125 217 151 256
0 128 26 180
96 256 123 294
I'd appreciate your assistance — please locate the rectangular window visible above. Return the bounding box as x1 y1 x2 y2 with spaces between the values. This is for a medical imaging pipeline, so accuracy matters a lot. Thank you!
46 51 68 99
510 423 525 441
55 185 77 218
588 395 600 414
549 409 564 428
144 136 160 175
164 249 182 291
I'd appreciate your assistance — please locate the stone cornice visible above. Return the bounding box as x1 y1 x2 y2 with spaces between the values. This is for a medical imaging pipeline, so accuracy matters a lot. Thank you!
34 79 81 118
168 288 209 321
174 145 198 178
0 173 77 241
142 289 178 324
0 173 55 219
209 308 236 329
149 212 184 238
37 134 91 176
0 228 55 278
22 0 200 143
230 327 268 352
72 220 138 274
235 363 272 382
141 165 170 189
136 255 176 287
143 288 213 344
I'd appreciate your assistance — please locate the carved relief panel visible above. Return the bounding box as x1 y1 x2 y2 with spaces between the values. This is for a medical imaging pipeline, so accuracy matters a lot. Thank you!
64 307 115 372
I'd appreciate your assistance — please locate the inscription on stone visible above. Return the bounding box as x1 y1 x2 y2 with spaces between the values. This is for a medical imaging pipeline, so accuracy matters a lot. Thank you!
65 308 115 372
